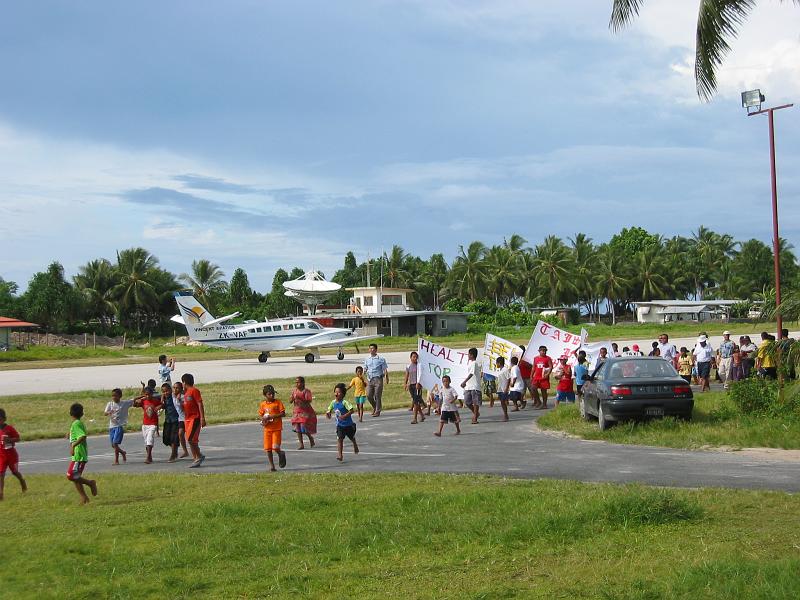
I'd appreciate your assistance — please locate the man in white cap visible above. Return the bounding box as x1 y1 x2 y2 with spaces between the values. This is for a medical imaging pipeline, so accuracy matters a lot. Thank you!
717 331 734 389
692 335 715 392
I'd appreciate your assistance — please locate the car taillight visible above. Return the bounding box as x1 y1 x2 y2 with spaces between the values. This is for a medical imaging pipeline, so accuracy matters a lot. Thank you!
610 386 632 396
672 385 692 395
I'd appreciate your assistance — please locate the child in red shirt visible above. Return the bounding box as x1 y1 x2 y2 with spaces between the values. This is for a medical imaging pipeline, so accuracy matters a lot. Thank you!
554 357 576 406
133 386 162 464
0 408 27 500
531 346 554 409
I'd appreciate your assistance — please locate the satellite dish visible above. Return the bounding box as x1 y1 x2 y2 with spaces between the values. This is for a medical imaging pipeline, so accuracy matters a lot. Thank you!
282 270 342 315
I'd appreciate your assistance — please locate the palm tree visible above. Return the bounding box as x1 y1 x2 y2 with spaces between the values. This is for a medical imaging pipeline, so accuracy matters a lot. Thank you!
417 253 449 309
485 245 519 306
532 236 577 308
570 233 596 318
74 258 117 329
634 246 668 301
595 248 630 325
383 245 411 288
113 248 160 331
450 241 488 302
180 259 227 311
610 1 800 101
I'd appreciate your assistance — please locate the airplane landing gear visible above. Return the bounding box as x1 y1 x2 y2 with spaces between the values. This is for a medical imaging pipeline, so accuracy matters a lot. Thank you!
336 350 345 360
258 352 270 363
304 352 315 364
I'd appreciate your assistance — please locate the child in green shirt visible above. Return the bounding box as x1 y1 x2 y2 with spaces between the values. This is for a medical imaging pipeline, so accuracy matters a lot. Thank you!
67 403 98 504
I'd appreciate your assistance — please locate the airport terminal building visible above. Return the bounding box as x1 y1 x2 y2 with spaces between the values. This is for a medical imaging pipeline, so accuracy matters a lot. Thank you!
315 286 470 337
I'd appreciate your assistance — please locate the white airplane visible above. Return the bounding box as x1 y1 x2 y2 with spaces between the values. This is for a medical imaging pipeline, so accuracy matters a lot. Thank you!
171 292 382 363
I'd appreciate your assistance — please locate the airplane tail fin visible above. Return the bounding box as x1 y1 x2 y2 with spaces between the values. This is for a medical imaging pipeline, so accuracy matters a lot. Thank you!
174 292 216 328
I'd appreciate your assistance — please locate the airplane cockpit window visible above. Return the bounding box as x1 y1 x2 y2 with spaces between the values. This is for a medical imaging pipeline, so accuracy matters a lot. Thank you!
308 322 320 330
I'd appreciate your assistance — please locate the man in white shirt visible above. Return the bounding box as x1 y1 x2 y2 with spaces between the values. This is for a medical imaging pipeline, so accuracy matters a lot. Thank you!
656 334 678 369
692 335 715 392
461 347 482 424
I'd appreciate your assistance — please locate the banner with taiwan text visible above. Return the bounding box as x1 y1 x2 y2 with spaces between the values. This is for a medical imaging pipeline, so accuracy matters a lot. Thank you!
521 320 586 365
417 338 471 399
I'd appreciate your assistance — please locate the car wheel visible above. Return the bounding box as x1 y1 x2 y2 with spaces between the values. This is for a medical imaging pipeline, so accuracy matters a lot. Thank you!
579 397 592 421
598 403 610 431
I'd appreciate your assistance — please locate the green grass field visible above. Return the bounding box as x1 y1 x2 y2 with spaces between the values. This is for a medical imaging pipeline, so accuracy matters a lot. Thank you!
2 473 799 599
0 374 417 441
538 391 800 449
1 320 785 370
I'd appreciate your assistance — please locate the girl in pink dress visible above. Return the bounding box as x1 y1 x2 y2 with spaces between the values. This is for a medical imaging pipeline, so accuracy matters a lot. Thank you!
290 376 317 449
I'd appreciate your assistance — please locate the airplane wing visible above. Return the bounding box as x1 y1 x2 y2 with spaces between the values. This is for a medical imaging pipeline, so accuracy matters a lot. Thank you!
290 332 384 349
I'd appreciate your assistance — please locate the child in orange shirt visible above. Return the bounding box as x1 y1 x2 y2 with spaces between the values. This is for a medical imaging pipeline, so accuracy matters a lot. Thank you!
258 384 287 471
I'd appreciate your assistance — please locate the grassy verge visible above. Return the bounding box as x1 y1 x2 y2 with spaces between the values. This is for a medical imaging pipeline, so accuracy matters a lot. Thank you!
538 391 800 449
0 374 417 441
3 473 799 599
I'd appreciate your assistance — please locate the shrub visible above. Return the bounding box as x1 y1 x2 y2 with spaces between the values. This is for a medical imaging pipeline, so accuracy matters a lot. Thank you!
728 378 800 418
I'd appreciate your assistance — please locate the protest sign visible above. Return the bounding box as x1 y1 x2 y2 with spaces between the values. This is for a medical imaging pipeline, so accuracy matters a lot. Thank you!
521 320 585 364
482 333 522 376
417 338 471 399
582 340 615 370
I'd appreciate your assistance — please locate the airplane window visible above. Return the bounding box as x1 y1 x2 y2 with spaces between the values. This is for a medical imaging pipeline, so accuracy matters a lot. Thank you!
256 327 262 333
249 328 255 333
288 324 294 330
296 323 305 329
283 325 289 330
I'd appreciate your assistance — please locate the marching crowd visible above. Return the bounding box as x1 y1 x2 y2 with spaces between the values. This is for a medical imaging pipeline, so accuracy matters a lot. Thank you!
0 331 794 504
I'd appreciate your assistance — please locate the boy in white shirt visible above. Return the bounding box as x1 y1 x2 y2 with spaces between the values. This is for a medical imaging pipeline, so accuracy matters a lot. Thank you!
434 375 461 437
461 347 482 424
495 356 511 422
509 356 526 411
103 388 134 465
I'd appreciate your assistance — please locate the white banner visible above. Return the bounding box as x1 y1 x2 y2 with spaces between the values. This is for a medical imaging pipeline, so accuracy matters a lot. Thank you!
417 338 471 399
482 333 522 376
521 320 585 365
582 340 615 370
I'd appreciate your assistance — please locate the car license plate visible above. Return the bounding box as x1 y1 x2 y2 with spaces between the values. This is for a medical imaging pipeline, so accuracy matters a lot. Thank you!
645 407 664 416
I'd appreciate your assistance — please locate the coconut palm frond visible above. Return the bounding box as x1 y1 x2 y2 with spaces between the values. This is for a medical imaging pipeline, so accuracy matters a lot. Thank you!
695 0 757 101
609 0 646 32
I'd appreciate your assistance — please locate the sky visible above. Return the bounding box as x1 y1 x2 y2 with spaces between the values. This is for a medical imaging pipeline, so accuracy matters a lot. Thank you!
1 0 799 293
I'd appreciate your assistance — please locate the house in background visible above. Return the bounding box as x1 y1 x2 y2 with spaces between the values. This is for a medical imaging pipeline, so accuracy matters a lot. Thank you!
0 316 38 349
632 300 739 324
314 286 470 337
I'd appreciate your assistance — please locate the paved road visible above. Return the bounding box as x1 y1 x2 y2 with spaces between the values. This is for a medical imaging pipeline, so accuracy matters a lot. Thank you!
4 331 791 397
18 405 800 491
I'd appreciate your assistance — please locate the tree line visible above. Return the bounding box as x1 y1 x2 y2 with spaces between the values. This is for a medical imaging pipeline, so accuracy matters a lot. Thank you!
0 227 798 335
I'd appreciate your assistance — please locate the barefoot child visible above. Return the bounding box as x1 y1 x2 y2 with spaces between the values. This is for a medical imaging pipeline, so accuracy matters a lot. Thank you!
531 346 553 409
0 408 27 500
434 375 461 437
427 383 441 415
290 376 317 450
103 388 133 464
157 354 175 385
67 403 97 504
405 351 426 424
182 373 207 468
171 381 190 458
159 383 180 462
326 383 359 461
347 366 368 422
461 347 481 424
259 384 287 471
132 386 162 464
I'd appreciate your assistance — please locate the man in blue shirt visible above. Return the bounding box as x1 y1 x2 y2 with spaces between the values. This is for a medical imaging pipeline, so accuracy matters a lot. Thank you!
364 343 389 416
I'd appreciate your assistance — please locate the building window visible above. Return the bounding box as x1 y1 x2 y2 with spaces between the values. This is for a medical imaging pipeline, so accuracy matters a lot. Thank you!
380 319 391 328
382 294 403 305
440 319 448 330
364 296 374 306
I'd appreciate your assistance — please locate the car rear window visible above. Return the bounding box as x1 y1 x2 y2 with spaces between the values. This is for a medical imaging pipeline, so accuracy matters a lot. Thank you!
609 360 677 378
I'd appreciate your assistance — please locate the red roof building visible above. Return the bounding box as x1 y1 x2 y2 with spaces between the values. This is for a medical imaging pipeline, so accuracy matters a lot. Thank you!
0 316 39 349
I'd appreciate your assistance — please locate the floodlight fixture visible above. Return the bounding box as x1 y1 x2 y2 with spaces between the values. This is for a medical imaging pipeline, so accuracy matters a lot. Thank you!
741 89 765 113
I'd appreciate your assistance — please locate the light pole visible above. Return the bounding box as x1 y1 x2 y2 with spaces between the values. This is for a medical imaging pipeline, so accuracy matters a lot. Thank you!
741 90 793 339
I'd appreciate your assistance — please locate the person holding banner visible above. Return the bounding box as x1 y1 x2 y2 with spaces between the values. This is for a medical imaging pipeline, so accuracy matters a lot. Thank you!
509 356 526 411
531 346 553 409
364 343 389 417
494 356 510 422
461 348 481 424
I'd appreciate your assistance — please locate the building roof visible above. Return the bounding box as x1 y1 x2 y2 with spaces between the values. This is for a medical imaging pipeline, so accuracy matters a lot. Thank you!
329 310 470 319
634 300 739 307
0 316 39 328
346 286 415 293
